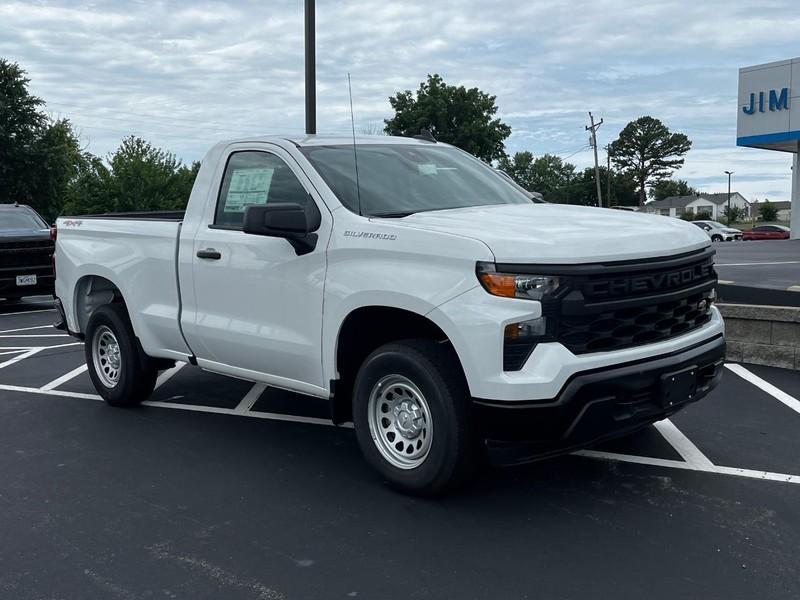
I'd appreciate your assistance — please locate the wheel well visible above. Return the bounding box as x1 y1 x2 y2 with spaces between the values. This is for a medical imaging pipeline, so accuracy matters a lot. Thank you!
74 275 125 334
331 306 462 424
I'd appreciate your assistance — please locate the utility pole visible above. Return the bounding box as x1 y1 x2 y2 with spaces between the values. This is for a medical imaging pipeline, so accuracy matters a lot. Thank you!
586 112 603 207
724 170 734 224
304 0 316 135
606 144 611 206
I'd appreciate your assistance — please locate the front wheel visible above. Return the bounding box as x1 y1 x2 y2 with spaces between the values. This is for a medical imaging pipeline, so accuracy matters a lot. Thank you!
85 303 157 407
711 234 723 242
352 339 477 495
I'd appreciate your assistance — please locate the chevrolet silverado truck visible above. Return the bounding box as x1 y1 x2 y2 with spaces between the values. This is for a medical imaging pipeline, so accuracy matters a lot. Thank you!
54 135 725 494
0 203 55 300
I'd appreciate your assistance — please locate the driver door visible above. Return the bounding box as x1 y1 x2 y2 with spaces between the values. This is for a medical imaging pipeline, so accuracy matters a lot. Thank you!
181 146 331 397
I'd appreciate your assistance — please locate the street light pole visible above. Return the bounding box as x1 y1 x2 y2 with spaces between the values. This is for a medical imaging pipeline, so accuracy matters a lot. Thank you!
724 170 734 224
304 0 316 135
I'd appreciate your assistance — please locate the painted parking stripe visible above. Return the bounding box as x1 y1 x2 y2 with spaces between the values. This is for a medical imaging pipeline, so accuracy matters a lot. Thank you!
0 309 55 317
235 383 267 413
652 419 714 469
155 362 186 389
716 261 800 266
41 364 89 391
0 383 101 401
576 450 800 484
725 363 800 415
0 325 57 334
0 334 68 338
1 376 796 486
0 348 43 369
142 398 345 427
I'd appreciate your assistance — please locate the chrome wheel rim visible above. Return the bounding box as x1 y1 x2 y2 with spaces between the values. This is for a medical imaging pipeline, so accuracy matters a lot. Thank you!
92 325 121 388
367 374 433 470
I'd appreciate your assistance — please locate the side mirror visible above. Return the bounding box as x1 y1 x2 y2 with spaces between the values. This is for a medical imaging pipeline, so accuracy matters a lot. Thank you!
243 202 320 255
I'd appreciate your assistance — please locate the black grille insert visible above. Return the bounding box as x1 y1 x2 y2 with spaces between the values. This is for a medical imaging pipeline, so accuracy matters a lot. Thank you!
0 239 54 270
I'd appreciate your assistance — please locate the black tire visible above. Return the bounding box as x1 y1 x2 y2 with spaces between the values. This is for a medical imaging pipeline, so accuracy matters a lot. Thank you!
352 339 476 495
85 303 157 407
711 234 723 242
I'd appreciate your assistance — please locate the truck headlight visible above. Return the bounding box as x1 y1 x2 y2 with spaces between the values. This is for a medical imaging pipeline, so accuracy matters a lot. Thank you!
476 262 559 300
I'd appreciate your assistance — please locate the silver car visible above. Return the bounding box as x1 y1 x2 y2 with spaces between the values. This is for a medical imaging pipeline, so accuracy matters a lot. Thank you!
692 220 742 242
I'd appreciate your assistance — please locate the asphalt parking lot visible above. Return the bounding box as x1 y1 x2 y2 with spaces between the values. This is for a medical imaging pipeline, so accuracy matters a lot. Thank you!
714 239 800 291
1 298 799 599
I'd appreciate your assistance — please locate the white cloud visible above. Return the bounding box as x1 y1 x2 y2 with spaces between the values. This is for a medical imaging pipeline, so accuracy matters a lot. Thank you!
1 0 797 200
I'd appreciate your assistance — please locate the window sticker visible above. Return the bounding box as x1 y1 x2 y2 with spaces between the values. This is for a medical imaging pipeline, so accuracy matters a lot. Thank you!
224 167 274 212
417 163 438 175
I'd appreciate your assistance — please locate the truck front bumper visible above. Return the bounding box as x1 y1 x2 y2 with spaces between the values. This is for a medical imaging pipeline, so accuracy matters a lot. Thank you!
473 334 725 461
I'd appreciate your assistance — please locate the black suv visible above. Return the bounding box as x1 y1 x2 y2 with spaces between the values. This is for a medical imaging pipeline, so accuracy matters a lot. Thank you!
0 203 55 300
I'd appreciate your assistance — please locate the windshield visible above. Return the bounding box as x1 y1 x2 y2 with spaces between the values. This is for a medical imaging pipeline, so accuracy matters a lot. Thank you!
300 144 532 217
0 208 47 230
706 221 726 229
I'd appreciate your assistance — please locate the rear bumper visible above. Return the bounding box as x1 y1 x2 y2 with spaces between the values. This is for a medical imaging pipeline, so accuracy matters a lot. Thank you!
473 334 725 461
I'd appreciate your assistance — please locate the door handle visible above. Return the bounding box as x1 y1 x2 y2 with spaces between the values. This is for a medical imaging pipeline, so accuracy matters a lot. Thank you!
196 248 222 260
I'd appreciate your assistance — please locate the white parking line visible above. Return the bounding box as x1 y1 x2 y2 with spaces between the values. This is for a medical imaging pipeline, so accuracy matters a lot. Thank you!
0 383 101 401
0 325 56 334
0 348 43 369
653 418 714 469
0 334 68 338
576 450 800 484
725 363 800 415
716 261 800 266
235 383 267 413
142 398 344 427
155 362 186 389
41 364 88 391
0 308 55 317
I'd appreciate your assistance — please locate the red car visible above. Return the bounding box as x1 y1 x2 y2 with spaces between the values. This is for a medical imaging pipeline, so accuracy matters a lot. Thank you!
742 225 791 240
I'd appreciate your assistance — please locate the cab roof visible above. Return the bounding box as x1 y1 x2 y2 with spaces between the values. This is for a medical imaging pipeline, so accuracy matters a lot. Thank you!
224 134 438 148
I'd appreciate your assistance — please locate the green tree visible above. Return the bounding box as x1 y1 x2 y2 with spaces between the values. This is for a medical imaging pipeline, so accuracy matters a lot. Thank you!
103 136 194 212
0 58 83 221
522 154 576 203
649 178 697 201
64 138 200 215
570 166 639 207
722 205 744 224
62 153 110 216
759 201 778 222
497 151 536 190
609 116 692 206
385 74 511 162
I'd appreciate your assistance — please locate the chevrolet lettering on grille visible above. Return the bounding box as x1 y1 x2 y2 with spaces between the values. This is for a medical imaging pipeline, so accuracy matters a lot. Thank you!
584 262 714 298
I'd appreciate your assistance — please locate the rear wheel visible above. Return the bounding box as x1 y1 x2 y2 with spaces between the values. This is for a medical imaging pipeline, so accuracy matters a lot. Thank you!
352 339 476 495
85 303 157 406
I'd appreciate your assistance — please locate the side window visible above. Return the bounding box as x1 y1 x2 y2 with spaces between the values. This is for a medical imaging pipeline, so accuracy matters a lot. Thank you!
214 151 309 229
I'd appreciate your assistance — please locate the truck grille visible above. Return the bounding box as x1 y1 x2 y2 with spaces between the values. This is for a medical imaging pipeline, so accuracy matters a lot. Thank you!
557 290 713 354
552 249 716 355
499 248 718 366
0 240 55 270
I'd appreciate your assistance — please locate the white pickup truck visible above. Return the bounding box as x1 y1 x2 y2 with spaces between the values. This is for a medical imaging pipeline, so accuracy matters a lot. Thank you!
54 135 725 494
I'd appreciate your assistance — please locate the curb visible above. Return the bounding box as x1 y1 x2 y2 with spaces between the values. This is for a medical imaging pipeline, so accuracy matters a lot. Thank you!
718 303 800 370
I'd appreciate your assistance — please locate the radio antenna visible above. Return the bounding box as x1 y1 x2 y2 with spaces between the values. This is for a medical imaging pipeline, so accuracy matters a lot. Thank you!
347 73 363 216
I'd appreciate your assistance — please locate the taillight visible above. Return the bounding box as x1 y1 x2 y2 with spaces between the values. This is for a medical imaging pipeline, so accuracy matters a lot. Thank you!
50 226 57 241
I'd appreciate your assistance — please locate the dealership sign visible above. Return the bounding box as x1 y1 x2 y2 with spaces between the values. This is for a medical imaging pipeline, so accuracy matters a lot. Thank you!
737 58 800 152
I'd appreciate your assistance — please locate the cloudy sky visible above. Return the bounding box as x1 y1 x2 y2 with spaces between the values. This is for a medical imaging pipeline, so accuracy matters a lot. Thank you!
1 0 798 201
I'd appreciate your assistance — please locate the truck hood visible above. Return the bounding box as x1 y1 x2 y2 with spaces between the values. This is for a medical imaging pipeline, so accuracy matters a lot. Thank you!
393 203 710 263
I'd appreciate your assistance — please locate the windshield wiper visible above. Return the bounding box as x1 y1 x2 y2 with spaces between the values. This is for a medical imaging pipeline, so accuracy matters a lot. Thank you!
369 211 417 218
